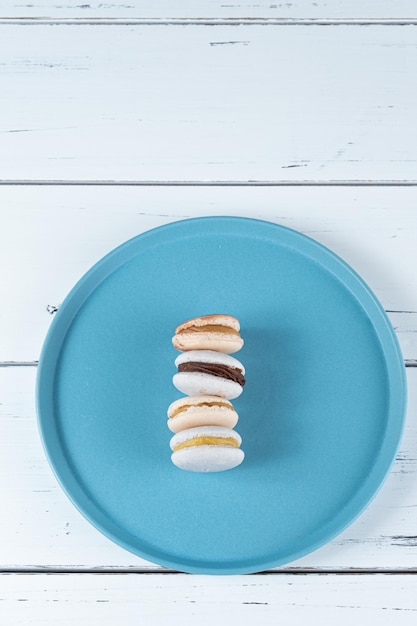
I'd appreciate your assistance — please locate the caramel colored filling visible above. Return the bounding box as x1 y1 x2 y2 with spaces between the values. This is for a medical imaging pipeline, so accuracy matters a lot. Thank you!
173 436 239 452
170 401 232 418
180 324 240 337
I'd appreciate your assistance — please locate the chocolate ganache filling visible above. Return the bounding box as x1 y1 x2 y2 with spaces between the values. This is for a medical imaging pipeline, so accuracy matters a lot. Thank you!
178 361 245 386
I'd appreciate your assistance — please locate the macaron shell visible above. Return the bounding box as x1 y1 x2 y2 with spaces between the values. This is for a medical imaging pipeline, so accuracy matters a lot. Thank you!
167 394 235 417
171 446 245 472
175 314 241 333
167 404 238 433
175 350 245 373
172 331 243 354
173 371 243 400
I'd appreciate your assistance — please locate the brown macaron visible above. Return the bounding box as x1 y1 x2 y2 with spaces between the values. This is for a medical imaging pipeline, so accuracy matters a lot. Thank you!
172 314 244 353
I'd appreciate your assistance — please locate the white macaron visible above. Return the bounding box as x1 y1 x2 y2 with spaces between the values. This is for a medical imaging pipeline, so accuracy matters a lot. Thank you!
173 350 245 400
170 425 244 472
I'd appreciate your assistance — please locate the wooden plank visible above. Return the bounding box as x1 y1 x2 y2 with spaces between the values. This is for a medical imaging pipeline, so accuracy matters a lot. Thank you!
1 186 416 362
0 25 416 183
0 364 415 571
1 573 417 624
1 1 417 20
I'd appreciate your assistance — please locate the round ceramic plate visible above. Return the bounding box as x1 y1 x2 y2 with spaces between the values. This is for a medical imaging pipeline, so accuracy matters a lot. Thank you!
36 217 406 574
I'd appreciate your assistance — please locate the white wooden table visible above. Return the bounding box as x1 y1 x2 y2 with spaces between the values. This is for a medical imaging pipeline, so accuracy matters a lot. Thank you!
1 2 417 622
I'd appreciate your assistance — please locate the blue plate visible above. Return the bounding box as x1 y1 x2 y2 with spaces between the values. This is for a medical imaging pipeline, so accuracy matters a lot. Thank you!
36 217 406 574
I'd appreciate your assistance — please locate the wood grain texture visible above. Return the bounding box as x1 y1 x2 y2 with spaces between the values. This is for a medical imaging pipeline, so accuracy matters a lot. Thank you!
1 186 416 362
0 364 415 572
2 1 417 20
1 573 417 625
1 3 417 614
0 25 416 183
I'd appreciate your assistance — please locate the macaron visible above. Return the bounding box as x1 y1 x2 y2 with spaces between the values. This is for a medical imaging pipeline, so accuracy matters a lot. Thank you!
173 350 246 400
170 426 244 472
167 395 239 433
172 314 244 353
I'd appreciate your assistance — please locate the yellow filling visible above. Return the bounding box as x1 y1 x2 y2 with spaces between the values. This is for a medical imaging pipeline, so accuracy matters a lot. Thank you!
181 324 240 337
170 401 231 418
173 436 239 452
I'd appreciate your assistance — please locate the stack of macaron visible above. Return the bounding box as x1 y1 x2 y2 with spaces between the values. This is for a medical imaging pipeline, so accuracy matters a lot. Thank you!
168 314 245 472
